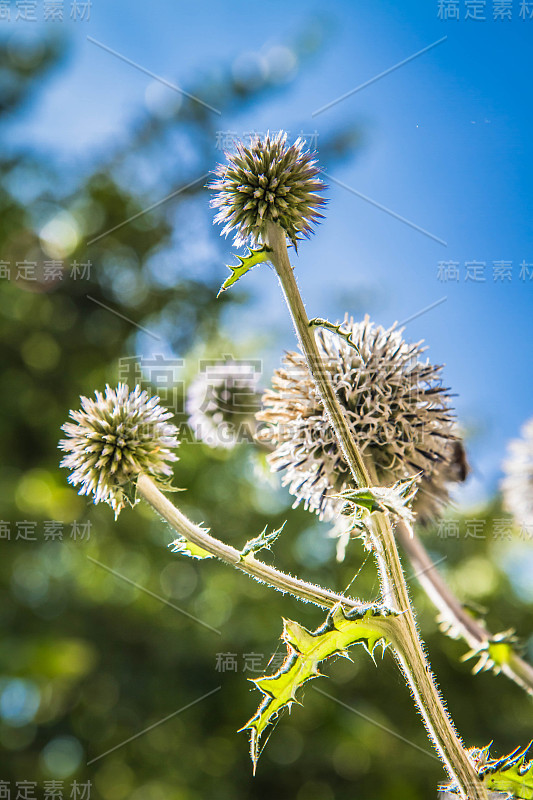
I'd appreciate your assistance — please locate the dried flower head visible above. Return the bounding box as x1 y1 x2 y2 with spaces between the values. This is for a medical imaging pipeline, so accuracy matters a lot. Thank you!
257 316 463 524
187 359 261 449
210 131 326 249
59 384 179 517
501 416 533 530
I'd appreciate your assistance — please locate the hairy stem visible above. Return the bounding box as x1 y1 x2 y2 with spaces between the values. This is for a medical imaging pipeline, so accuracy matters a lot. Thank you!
137 473 366 612
396 519 533 697
265 221 487 800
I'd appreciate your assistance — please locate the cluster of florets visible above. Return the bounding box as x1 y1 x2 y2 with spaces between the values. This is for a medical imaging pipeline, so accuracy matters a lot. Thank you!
186 359 261 449
257 316 465 524
59 384 179 517
210 131 326 249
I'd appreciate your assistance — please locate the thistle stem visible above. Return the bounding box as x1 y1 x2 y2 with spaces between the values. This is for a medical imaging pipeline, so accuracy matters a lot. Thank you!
137 473 366 612
265 221 487 800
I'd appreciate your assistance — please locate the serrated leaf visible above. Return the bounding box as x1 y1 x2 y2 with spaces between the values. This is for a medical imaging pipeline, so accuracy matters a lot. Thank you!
240 522 286 560
153 478 185 494
171 535 213 560
482 744 533 799
337 487 386 514
241 604 396 771
217 245 272 297
334 475 420 524
308 317 361 355
441 743 533 799
462 629 518 676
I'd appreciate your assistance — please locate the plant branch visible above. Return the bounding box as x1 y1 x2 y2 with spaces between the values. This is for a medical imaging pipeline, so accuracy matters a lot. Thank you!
396 519 533 697
264 221 487 800
137 473 367 612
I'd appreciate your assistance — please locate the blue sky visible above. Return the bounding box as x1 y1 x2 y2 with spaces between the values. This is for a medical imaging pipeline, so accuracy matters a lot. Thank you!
3 0 532 506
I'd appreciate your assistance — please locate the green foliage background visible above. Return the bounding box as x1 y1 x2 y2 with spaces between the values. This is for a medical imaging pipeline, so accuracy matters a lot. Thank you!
0 30 531 799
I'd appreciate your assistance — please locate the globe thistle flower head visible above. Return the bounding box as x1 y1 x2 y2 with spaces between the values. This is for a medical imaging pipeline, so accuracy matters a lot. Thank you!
187 359 261 449
257 316 462 524
209 131 326 249
59 384 179 518
501 416 533 530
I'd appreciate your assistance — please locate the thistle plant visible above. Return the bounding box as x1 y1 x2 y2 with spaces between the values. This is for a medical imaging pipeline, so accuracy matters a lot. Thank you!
257 315 462 525
210 130 325 249
59 134 533 800
186 358 261 449
59 384 179 518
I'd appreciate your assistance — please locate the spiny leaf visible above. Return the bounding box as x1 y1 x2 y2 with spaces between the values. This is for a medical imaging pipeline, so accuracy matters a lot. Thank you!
334 475 420 524
308 317 361 355
240 522 286 560
153 476 185 494
170 535 213 560
481 743 533 799
443 743 533 799
241 603 396 772
461 629 519 676
217 245 272 297
336 487 386 515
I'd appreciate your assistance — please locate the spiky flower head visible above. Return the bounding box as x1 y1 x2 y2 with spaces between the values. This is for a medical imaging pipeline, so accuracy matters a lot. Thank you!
257 316 464 524
187 359 261 449
59 384 179 518
501 416 533 530
210 131 326 249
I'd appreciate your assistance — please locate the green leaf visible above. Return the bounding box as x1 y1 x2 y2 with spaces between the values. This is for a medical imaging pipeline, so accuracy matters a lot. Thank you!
240 522 286 560
461 629 519 676
334 475 420 524
441 743 533 799
241 604 396 772
217 245 272 297
482 743 533 799
308 317 361 355
171 535 213 560
337 487 386 514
